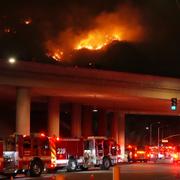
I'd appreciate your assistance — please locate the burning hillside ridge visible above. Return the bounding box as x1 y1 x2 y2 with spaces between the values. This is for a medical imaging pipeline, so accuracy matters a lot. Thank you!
46 4 145 62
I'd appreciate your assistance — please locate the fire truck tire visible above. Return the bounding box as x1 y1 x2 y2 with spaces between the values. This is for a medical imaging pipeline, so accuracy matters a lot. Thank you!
30 159 44 177
6 173 17 178
80 165 88 171
100 157 111 170
67 158 77 172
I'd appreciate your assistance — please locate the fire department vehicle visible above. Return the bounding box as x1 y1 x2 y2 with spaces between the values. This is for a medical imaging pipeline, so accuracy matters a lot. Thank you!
2 134 121 176
148 146 158 161
3 133 54 177
53 136 121 171
158 145 174 160
83 136 121 170
171 145 180 163
126 145 150 162
54 137 85 171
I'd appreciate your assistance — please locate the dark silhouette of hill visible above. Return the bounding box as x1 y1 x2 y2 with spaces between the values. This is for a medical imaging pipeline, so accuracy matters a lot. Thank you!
67 40 180 78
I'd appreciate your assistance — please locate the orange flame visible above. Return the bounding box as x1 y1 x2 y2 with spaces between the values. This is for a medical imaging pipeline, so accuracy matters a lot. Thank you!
46 4 145 61
23 18 32 25
46 46 64 61
51 49 64 61
75 32 122 50
47 49 64 61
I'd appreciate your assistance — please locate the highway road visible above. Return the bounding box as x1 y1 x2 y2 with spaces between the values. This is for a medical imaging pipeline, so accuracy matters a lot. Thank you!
2 163 180 180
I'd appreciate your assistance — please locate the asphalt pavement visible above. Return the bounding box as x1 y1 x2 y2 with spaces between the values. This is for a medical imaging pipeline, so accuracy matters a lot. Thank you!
2 162 180 180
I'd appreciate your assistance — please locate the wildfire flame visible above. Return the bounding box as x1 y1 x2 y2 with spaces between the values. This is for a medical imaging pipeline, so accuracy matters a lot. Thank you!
46 5 144 61
22 17 32 25
47 49 64 61
75 32 122 50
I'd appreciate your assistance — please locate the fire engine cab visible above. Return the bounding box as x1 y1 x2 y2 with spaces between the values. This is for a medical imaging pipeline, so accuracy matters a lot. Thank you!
83 136 120 170
3 133 53 177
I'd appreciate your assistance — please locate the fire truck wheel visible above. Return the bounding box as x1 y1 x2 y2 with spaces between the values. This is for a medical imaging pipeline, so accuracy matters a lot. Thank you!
30 159 43 177
6 173 17 178
67 158 77 172
80 165 88 171
100 157 111 170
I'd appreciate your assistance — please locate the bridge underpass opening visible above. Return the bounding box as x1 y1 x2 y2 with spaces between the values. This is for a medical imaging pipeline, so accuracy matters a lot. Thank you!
126 114 180 147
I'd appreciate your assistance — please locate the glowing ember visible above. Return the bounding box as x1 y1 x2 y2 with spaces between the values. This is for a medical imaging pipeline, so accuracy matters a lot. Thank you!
48 49 64 61
24 18 32 25
4 28 11 33
75 32 122 50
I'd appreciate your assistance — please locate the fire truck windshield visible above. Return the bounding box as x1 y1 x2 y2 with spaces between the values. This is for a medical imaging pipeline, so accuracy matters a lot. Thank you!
6 138 15 151
23 140 31 149
137 146 146 151
84 140 93 150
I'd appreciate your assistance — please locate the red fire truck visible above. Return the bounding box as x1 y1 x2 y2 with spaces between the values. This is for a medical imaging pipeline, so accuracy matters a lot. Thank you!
54 137 84 171
3 133 54 177
2 134 121 176
52 136 121 171
126 145 150 163
173 146 180 163
83 136 121 170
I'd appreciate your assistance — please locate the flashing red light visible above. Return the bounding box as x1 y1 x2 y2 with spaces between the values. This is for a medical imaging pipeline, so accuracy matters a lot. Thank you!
56 137 60 141
23 135 27 138
50 164 55 168
137 151 145 154
40 133 45 137
59 154 64 159
173 153 178 159
134 153 137 157
128 145 132 149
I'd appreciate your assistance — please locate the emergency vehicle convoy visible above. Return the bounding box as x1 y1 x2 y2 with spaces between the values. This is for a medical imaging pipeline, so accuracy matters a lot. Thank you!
0 133 121 177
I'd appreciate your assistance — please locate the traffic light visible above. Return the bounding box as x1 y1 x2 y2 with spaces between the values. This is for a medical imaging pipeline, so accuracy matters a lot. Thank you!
171 98 177 111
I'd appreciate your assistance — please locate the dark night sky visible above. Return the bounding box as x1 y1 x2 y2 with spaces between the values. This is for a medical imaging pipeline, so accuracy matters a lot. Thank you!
1 1 180 144
126 114 180 146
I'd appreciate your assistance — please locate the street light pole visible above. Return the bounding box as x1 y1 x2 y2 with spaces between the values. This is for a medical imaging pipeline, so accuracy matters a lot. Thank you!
149 122 160 146
150 124 152 146
157 126 168 148
158 127 160 148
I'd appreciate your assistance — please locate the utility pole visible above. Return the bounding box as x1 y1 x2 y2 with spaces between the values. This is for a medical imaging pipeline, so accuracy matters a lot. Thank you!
149 122 160 146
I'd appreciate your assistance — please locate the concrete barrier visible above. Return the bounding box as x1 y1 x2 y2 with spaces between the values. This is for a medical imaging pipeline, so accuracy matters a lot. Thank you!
113 165 120 180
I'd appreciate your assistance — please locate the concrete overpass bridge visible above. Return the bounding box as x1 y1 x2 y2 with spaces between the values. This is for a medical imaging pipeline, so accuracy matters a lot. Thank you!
0 60 180 156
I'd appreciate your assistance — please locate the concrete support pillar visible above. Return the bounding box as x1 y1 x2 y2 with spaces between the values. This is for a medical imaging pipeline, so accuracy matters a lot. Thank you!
48 97 59 137
98 110 106 136
16 87 30 135
111 112 119 143
82 106 93 137
71 104 81 137
118 112 125 158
